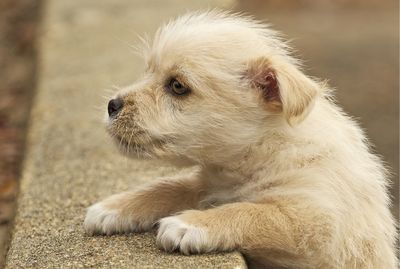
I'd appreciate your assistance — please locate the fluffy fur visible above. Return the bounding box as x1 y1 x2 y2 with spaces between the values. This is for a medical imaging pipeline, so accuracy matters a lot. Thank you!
84 11 398 268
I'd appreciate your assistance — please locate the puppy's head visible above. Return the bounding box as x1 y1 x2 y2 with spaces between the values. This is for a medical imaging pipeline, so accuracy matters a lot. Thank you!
106 11 320 164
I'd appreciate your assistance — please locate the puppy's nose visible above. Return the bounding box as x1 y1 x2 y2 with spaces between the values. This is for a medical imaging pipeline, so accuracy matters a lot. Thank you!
108 98 123 117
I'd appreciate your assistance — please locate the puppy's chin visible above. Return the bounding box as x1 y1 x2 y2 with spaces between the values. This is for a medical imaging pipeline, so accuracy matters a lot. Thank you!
113 137 151 158
106 131 148 160
110 134 197 167
105 121 196 165
109 133 163 159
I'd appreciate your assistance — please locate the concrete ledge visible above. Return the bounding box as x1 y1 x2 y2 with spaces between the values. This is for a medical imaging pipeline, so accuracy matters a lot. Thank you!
5 0 246 268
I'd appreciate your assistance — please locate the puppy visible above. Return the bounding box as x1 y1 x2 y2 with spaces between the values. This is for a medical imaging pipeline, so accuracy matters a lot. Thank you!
84 11 397 269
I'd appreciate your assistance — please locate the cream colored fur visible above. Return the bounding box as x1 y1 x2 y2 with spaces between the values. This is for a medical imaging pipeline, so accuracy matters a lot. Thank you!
84 11 398 269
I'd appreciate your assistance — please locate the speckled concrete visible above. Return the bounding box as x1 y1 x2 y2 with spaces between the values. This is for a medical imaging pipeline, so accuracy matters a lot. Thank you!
5 0 246 268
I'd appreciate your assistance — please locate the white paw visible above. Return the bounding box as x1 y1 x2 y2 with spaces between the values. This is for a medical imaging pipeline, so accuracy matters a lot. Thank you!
83 202 151 235
157 216 211 255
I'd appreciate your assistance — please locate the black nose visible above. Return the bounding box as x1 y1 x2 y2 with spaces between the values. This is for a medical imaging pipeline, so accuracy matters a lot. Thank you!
108 98 123 117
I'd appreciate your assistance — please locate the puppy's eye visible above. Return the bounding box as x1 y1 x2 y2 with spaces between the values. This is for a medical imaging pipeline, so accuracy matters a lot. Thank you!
168 79 190 95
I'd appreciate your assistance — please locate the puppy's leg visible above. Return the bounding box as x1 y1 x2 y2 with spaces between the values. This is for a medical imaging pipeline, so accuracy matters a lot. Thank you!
157 201 331 267
84 176 205 235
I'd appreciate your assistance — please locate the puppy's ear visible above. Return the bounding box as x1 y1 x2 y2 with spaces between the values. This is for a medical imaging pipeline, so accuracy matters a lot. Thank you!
247 57 319 125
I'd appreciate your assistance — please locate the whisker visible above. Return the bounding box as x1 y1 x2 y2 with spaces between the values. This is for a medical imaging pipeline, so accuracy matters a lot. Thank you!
127 131 135 156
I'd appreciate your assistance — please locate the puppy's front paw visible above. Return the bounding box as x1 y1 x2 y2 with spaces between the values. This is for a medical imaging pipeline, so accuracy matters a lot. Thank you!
84 201 152 235
157 214 212 255
84 202 130 235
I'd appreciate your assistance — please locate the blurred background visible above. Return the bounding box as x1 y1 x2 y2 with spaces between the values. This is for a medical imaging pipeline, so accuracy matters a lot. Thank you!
0 0 398 265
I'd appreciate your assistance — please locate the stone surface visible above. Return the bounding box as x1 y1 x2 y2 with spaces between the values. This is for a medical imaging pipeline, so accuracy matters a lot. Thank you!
5 0 246 268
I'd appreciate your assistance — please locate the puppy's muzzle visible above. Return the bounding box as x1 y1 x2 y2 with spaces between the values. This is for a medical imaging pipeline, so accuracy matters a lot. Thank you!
108 98 123 118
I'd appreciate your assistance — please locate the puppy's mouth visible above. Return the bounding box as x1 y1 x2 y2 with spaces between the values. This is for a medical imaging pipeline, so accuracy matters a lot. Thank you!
108 129 165 158
105 111 166 158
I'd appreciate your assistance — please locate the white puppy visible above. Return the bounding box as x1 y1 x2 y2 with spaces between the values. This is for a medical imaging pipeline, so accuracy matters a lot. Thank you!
84 11 397 269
